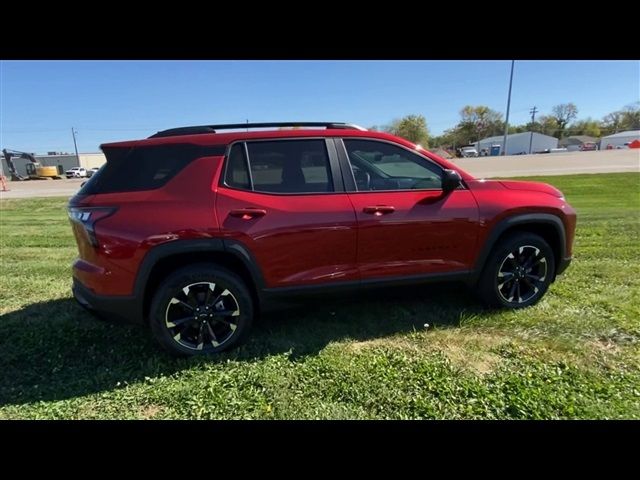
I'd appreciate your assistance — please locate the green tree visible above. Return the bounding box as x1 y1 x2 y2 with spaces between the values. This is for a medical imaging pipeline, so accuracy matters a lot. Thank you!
430 134 445 147
430 128 467 153
508 124 529 134
569 118 601 137
385 114 430 146
538 115 560 137
550 103 578 138
432 105 504 154
459 105 504 141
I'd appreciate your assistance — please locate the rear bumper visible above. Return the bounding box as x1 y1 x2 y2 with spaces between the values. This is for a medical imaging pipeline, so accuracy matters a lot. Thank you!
556 256 572 276
72 277 143 324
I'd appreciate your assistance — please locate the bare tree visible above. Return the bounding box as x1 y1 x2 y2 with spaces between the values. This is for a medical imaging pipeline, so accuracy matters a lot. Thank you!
550 103 578 138
602 111 623 135
620 102 640 130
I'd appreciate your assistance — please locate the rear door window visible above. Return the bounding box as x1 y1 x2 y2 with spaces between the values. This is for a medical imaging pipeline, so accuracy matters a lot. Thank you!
246 140 333 193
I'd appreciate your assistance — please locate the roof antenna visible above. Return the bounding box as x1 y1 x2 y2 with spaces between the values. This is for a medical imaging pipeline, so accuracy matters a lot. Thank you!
246 119 249 132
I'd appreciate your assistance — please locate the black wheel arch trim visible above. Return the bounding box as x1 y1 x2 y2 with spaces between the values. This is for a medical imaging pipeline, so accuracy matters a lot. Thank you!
127 237 266 323
221 238 267 291
472 213 567 282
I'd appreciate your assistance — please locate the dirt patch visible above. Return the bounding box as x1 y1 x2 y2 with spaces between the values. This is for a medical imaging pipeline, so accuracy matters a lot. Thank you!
587 339 622 355
344 330 507 375
139 404 163 419
440 343 501 375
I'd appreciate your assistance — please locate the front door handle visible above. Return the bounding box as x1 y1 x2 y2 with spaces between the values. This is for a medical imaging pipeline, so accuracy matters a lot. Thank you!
229 208 267 220
363 205 395 216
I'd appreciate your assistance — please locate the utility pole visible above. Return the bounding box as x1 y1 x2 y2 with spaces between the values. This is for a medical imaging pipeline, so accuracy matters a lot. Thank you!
71 128 80 165
528 106 538 154
501 60 515 156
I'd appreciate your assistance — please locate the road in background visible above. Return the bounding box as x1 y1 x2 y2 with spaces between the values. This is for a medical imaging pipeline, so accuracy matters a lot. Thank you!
1 178 86 199
453 149 638 178
1 149 638 200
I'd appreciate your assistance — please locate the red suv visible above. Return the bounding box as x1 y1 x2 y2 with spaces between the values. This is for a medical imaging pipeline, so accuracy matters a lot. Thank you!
69 122 576 356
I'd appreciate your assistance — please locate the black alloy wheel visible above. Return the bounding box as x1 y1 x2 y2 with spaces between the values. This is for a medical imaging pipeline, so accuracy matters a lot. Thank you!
477 232 555 309
150 264 253 356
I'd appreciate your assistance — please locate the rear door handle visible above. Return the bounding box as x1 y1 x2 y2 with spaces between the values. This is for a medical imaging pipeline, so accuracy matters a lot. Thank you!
229 208 267 219
363 205 395 216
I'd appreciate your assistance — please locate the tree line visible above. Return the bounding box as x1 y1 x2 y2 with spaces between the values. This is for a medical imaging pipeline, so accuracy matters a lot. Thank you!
373 102 640 149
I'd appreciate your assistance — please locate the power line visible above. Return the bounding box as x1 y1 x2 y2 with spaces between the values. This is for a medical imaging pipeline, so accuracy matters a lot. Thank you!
528 106 538 154
502 60 515 156
71 127 80 163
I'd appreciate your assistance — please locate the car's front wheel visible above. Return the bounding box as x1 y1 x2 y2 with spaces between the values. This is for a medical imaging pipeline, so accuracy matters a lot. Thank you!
477 232 555 309
149 264 254 356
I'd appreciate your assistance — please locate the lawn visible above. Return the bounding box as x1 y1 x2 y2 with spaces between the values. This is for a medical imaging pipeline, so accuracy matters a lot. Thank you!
0 173 638 419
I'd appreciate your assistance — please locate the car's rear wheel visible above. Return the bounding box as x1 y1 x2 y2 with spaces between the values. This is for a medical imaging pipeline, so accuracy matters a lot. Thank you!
149 264 253 356
477 232 555 309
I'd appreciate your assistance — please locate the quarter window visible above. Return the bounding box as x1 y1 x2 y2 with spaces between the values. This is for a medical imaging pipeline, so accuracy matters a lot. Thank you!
344 139 443 191
225 143 251 190
81 144 225 195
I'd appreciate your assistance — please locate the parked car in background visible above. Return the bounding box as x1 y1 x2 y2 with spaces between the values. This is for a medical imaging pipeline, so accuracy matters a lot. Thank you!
460 146 479 158
65 167 87 178
86 167 101 178
579 142 598 151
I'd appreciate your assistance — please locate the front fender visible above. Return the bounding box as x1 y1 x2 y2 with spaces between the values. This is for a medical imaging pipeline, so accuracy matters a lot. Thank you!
472 213 567 281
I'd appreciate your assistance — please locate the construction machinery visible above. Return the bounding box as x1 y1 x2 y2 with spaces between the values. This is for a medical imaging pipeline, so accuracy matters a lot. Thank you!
1 149 63 180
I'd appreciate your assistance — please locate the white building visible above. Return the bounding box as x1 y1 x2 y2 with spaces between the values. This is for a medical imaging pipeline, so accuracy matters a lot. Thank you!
599 130 640 149
474 132 558 156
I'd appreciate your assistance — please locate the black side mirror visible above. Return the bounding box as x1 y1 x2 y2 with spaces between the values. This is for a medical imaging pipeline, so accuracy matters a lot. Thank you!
442 169 462 193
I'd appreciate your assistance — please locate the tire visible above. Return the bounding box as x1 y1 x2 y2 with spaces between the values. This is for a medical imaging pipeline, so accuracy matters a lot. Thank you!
476 232 555 309
149 263 254 357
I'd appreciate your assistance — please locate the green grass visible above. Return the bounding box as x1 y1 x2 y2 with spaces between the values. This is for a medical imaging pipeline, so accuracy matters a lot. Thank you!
1 173 639 419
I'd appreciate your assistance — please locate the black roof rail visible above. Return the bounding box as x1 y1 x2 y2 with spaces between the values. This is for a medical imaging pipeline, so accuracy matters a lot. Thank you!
148 122 367 138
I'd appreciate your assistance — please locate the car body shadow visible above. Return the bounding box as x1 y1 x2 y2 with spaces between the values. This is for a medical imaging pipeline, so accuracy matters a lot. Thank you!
0 282 485 406
252 282 484 359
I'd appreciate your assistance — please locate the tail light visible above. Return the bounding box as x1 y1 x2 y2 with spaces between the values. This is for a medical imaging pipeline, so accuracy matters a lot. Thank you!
68 207 117 247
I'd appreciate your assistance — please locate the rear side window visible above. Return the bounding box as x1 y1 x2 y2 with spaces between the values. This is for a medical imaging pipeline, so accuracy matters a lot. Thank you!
224 139 333 194
80 144 224 195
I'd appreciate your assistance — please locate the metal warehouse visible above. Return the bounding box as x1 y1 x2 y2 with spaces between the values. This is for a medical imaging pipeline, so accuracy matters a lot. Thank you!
474 132 558 156
599 130 640 149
